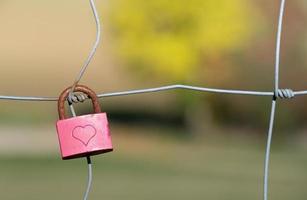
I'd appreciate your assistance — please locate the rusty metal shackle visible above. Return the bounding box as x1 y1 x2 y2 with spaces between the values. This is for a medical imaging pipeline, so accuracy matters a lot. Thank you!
58 85 101 120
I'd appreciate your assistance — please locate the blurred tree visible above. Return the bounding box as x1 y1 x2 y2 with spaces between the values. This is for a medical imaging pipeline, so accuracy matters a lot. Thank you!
108 0 256 83
106 0 260 135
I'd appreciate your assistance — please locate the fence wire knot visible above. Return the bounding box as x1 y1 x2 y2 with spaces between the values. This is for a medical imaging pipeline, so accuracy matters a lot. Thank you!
276 89 295 99
68 93 87 104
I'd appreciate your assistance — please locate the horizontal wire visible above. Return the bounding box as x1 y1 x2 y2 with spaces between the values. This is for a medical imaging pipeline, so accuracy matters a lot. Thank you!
0 84 274 102
2 84 307 102
293 90 307 96
0 95 58 101
97 85 274 97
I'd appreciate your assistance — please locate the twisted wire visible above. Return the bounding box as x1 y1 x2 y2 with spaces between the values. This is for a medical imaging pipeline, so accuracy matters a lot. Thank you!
276 89 294 99
67 93 88 104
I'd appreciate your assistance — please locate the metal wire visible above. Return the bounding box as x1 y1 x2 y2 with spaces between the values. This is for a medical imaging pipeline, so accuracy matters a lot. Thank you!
264 99 277 200
69 104 93 200
68 93 87 104
68 0 101 102
84 157 93 200
274 0 286 95
1 84 306 101
61 1 97 199
264 1 287 200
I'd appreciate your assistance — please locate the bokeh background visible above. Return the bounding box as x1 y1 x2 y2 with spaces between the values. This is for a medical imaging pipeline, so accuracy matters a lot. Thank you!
1 0 307 199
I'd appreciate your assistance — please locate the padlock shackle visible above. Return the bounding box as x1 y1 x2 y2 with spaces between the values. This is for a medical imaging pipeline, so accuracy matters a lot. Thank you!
58 85 101 120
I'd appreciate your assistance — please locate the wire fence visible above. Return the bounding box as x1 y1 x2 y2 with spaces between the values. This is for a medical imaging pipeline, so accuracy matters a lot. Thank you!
0 0 300 200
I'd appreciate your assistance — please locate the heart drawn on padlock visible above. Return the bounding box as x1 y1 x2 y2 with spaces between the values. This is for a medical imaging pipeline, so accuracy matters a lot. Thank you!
72 125 97 146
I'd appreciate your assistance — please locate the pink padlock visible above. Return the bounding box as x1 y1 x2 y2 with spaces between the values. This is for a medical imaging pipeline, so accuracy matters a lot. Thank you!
56 85 113 160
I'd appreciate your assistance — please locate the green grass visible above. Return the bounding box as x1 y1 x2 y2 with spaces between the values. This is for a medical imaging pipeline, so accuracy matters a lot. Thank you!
0 133 307 200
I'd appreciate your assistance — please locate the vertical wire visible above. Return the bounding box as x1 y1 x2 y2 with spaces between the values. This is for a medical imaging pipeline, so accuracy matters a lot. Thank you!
67 1 101 195
274 0 286 94
69 103 77 117
69 104 93 200
69 0 101 101
83 156 93 200
263 100 276 200
264 1 286 200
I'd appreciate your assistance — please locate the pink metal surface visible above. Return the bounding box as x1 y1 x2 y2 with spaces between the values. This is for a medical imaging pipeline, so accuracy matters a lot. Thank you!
56 113 113 160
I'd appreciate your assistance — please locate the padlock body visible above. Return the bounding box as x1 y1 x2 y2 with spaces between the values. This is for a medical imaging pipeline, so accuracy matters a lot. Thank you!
56 113 113 160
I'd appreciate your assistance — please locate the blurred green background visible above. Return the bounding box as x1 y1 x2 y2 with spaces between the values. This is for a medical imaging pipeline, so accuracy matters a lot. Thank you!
1 0 307 199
